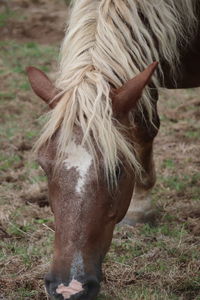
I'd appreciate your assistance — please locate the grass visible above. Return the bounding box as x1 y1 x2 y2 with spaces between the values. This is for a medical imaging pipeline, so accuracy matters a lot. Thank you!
0 1 200 299
0 40 58 77
0 9 15 27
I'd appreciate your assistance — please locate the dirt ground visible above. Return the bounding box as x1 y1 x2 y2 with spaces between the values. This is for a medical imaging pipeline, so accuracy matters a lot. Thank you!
0 1 200 299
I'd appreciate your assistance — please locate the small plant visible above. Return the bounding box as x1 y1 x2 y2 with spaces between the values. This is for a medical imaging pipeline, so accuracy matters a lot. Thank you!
63 0 71 6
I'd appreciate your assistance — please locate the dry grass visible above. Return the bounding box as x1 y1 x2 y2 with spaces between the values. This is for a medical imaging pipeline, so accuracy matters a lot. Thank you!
0 1 200 299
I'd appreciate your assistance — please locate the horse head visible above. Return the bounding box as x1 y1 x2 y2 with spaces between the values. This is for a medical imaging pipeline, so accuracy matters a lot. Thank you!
27 62 158 300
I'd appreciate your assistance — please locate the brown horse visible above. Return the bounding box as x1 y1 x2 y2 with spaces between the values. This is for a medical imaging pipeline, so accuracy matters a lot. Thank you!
27 1 200 299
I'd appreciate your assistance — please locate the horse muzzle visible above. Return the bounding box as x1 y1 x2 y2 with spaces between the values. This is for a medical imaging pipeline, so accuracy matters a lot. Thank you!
45 272 101 300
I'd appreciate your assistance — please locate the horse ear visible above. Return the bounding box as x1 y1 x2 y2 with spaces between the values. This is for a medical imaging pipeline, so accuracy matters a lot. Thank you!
27 66 58 108
112 62 158 116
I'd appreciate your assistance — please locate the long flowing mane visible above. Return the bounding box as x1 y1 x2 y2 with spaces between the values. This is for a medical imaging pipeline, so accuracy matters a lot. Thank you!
35 0 197 182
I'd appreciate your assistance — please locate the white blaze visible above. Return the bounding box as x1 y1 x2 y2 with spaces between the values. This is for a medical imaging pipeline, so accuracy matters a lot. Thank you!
56 252 84 299
70 251 84 279
64 140 92 194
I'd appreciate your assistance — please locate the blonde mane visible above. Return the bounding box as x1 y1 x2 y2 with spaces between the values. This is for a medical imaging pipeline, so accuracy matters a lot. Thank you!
35 0 197 183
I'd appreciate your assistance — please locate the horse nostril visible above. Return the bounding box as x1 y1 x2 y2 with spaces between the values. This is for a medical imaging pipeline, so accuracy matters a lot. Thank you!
84 279 99 289
83 276 100 298
45 272 55 287
45 272 61 298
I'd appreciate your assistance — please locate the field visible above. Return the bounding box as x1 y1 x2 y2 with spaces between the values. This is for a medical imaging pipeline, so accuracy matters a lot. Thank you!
0 1 200 299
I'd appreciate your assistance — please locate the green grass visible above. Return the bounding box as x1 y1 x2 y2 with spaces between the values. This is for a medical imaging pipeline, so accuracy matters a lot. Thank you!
99 285 185 300
0 154 21 170
14 288 38 299
162 159 175 169
1 215 54 267
114 286 181 300
0 9 15 27
185 130 200 139
0 40 58 97
140 223 188 239
158 173 200 194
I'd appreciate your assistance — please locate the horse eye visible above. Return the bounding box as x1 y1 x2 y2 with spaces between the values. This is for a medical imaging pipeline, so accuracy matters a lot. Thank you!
115 165 122 180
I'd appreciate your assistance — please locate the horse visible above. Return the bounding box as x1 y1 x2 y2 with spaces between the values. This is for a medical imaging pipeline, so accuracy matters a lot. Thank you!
27 1 200 299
